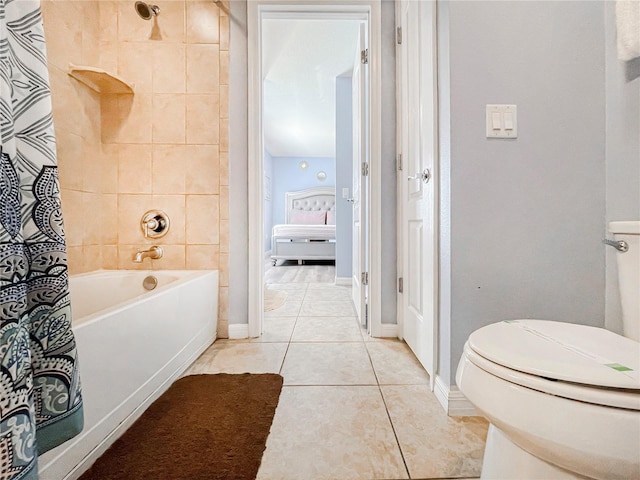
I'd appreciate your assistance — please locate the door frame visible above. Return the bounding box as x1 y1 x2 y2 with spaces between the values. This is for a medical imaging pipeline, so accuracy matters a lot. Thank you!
395 0 440 386
247 0 383 338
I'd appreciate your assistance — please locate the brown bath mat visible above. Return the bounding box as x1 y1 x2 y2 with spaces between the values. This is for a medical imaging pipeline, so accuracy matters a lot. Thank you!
79 373 284 480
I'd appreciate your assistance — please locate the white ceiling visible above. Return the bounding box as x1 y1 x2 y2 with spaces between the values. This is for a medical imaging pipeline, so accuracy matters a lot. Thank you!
262 19 361 158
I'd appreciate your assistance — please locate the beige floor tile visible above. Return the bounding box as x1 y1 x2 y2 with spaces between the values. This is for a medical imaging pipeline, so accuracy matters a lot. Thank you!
250 316 297 343
291 316 362 342
264 299 302 317
299 300 355 316
185 341 288 375
257 386 409 480
265 283 308 302
249 264 488 480
304 284 353 302
271 288 306 303
281 343 377 385
366 340 430 385
381 385 488 479
265 282 309 292
306 282 350 290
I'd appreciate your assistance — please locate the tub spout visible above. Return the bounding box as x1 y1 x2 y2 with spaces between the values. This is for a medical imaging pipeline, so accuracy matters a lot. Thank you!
133 245 163 263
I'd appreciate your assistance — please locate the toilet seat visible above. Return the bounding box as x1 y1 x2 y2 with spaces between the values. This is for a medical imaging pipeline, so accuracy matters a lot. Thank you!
466 320 640 410
457 320 640 479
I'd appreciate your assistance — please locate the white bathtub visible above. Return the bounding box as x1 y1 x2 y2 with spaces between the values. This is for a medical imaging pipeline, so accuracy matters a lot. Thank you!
38 270 218 480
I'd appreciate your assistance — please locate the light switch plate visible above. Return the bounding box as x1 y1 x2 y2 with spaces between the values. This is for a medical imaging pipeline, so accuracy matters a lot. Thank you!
486 104 518 139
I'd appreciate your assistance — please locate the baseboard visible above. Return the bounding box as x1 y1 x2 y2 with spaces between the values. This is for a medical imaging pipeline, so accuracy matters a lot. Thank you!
434 375 478 417
334 277 351 286
228 323 250 339
378 323 398 338
448 387 479 416
434 375 450 413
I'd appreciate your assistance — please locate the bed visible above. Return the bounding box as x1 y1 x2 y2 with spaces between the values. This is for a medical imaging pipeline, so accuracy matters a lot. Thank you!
270 187 336 266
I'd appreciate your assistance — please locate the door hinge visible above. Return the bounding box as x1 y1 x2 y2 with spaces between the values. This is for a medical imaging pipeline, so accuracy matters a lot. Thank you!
361 48 369 65
361 271 369 286
362 162 369 177
397 153 403 171
396 26 402 45
398 277 403 293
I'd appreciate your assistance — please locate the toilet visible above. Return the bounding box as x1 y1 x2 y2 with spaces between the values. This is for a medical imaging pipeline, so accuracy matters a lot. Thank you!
456 221 640 480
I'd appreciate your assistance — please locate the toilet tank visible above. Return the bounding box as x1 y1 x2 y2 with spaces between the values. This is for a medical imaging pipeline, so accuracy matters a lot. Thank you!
609 221 640 342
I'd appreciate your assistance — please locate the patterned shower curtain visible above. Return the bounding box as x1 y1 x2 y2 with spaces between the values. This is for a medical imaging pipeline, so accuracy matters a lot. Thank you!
0 1 83 479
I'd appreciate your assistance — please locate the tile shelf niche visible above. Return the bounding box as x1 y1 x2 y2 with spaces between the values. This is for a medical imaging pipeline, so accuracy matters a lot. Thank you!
67 64 134 94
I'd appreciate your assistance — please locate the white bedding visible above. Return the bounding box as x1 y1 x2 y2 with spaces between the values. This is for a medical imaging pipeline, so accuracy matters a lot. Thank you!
272 224 336 240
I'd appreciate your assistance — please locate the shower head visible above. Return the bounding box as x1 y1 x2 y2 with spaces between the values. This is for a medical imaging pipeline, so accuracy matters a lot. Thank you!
134 1 160 20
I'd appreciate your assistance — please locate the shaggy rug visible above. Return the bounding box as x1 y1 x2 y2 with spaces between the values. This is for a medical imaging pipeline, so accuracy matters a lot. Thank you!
79 374 284 480
264 288 288 312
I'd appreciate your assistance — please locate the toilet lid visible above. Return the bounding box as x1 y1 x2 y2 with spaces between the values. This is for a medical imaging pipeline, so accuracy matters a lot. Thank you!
467 320 640 390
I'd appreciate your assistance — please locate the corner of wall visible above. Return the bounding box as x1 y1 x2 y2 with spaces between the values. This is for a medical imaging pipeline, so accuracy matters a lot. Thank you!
228 0 249 325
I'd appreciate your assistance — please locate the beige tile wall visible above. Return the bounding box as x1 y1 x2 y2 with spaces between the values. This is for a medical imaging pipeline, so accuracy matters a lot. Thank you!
43 0 229 335
42 0 103 273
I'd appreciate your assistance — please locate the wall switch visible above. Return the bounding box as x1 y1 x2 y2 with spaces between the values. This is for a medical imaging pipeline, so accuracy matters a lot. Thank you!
491 112 502 130
504 112 514 130
486 104 518 139
342 187 349 198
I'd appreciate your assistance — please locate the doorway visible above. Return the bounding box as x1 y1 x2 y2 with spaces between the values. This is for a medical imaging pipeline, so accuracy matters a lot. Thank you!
247 1 383 339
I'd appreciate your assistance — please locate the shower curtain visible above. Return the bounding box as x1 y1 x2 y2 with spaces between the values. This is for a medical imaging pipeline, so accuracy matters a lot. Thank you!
0 1 83 479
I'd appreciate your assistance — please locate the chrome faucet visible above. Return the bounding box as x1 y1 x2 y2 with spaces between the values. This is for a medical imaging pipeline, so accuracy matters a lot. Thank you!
133 245 163 263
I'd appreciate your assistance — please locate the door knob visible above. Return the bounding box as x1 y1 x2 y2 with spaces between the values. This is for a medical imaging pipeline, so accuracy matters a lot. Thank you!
346 198 355 203
408 168 431 183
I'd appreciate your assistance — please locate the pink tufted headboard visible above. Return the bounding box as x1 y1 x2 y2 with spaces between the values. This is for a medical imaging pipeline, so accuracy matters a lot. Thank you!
285 187 336 224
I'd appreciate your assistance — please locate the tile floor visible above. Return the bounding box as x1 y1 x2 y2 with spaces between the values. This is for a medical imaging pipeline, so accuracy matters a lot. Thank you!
186 263 488 480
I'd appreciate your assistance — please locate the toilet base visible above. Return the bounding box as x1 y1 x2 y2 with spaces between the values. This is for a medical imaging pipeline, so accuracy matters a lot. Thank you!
481 425 592 480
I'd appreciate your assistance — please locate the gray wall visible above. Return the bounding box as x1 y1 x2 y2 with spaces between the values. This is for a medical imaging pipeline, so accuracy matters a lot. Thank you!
380 0 397 323
229 0 248 326
270 157 336 226
229 0 397 326
437 0 453 386
336 75 354 280
604 1 640 334
439 1 607 385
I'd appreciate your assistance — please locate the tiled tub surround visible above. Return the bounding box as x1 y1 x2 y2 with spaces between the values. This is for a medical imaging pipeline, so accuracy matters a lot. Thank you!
41 0 230 334
187 282 489 480
38 270 218 480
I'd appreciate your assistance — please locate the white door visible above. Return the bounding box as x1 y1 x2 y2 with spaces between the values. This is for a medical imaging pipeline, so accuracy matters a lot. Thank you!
398 0 437 380
352 25 368 327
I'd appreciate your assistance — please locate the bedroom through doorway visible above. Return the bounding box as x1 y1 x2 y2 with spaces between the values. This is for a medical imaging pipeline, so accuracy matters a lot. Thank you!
258 13 370 339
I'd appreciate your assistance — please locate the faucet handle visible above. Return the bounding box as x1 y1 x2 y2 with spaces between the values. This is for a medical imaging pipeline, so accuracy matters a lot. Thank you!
141 210 170 239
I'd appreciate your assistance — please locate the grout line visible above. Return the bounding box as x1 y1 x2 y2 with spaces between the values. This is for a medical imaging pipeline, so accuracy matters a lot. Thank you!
277 339 292 377
262 269 416 478
379 387 412 479
287 340 365 344
276 315 296 376
364 342 413 479
276 282 308 376
282 383 380 388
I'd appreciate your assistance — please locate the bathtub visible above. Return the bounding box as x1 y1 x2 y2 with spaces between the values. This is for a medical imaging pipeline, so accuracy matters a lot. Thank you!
38 270 218 480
